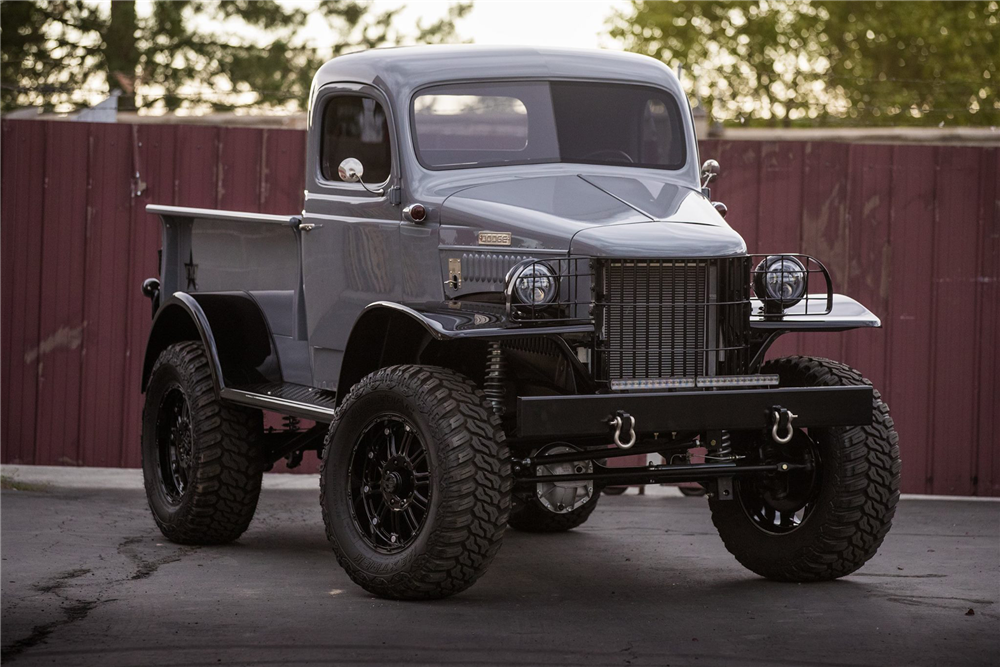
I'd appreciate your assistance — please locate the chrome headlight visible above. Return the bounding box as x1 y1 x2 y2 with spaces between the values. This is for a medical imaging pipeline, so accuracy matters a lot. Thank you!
512 263 558 306
754 256 806 308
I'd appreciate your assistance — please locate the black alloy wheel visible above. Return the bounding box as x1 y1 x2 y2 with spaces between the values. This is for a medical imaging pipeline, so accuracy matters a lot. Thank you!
736 430 820 535
154 384 194 502
348 414 431 552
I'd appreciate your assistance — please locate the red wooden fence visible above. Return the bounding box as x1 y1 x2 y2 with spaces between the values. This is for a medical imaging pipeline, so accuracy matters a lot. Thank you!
2 120 997 495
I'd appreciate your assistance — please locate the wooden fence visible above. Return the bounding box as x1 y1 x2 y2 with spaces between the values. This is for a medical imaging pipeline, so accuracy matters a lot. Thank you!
2 119 997 494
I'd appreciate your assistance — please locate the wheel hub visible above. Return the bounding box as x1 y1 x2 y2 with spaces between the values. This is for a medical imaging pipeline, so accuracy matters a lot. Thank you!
380 456 416 509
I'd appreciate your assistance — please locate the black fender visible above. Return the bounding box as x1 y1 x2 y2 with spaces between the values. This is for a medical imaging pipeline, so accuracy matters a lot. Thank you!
749 294 881 332
336 301 593 400
141 292 281 392
747 294 881 369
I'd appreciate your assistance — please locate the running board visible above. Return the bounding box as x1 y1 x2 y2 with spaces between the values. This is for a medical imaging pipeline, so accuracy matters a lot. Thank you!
220 382 338 422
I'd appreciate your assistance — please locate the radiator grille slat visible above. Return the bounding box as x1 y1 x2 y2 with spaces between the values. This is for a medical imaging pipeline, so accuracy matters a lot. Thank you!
596 258 751 384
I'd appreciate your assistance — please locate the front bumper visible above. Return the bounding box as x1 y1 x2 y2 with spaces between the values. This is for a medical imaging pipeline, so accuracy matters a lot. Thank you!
515 386 873 440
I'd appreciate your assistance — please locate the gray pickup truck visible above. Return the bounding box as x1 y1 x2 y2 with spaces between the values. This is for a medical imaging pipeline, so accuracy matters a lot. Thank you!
141 45 900 600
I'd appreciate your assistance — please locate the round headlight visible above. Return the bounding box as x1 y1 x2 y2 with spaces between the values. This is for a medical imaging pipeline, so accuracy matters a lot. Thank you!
513 263 558 306
754 256 806 308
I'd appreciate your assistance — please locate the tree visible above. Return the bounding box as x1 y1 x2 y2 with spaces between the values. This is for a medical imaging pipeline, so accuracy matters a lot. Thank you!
608 0 999 127
1 1 471 113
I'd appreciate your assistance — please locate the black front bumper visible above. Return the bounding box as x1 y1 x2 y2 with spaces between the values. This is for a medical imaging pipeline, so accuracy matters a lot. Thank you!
515 386 873 440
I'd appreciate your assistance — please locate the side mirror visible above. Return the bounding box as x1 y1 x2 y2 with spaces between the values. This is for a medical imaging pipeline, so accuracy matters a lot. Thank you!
338 157 364 183
701 159 720 188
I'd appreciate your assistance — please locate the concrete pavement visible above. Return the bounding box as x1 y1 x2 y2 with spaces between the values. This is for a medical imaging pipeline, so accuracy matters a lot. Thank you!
1 466 997 666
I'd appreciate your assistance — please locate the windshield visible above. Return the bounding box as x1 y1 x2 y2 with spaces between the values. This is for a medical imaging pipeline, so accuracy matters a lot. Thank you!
412 81 686 171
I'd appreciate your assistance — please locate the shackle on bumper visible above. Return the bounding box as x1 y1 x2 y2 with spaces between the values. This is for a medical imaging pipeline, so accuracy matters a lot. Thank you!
769 406 798 444
609 410 637 449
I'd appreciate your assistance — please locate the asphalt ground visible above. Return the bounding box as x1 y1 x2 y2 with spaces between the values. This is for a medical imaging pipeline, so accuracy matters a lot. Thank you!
1 468 997 667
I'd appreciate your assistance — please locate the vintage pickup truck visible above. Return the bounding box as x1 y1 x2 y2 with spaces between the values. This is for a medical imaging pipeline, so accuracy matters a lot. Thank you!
141 45 900 600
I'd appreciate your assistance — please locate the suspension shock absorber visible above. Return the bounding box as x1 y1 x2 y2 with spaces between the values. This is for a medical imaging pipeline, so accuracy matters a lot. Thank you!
705 430 732 460
484 341 507 417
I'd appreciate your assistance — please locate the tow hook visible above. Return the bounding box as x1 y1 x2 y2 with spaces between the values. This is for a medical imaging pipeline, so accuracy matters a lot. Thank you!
609 410 637 449
769 406 798 444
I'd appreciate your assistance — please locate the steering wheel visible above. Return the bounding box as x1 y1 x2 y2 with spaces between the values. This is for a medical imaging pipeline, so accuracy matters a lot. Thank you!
582 149 634 163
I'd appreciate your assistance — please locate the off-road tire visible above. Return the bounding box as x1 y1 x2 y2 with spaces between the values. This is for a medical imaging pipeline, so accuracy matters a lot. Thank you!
141 341 264 545
320 365 512 600
710 355 900 581
509 492 599 532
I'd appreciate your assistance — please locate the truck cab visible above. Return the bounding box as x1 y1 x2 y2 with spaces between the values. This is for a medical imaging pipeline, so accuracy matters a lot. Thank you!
140 46 900 600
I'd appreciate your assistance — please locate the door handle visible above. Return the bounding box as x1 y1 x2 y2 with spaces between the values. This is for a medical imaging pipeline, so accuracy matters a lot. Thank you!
298 222 322 232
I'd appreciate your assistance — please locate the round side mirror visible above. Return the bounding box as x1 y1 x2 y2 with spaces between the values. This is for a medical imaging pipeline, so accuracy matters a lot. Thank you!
338 157 364 183
701 159 720 187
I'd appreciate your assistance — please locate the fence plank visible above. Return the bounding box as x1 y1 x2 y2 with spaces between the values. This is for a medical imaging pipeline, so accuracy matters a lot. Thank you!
261 128 306 214
33 123 90 465
219 127 264 211
1 121 17 459
928 147 984 495
712 140 761 253
884 145 938 494
175 125 220 208
1 121 46 464
842 144 893 394
78 124 134 467
974 148 999 496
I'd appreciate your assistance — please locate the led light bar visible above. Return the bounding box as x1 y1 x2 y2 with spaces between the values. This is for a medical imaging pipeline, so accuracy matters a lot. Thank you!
696 374 779 388
610 378 696 391
610 375 780 391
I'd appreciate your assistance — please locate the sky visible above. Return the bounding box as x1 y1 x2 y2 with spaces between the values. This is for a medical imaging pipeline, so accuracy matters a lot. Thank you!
392 1 629 50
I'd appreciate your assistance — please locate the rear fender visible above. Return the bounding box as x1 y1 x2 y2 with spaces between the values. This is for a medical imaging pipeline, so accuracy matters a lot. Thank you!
141 292 281 392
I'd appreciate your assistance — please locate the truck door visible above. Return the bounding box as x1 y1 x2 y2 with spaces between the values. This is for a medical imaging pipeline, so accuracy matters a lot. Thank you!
300 84 401 390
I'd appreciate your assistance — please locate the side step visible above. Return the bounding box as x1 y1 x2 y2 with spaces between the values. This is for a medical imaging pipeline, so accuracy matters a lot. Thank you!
221 382 338 422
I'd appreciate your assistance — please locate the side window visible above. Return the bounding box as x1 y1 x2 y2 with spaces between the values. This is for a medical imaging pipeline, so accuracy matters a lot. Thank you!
321 95 392 184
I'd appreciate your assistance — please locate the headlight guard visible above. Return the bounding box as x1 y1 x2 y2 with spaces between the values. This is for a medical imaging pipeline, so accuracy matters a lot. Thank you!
751 254 833 317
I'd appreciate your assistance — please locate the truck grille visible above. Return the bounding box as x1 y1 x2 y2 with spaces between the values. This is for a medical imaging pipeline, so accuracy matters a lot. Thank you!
595 258 751 384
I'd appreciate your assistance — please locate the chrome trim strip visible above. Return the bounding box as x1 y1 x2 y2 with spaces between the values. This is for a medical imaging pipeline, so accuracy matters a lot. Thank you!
147 204 297 226
438 244 567 255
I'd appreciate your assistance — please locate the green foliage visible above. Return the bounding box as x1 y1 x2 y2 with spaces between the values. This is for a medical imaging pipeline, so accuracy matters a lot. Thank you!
1 0 471 112
609 0 999 126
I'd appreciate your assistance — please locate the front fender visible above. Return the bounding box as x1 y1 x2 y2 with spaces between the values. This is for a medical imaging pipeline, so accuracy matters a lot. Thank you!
367 300 594 340
750 294 881 332
335 301 594 400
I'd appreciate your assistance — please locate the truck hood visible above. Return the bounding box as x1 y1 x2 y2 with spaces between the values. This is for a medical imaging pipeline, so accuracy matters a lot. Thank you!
439 173 745 257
